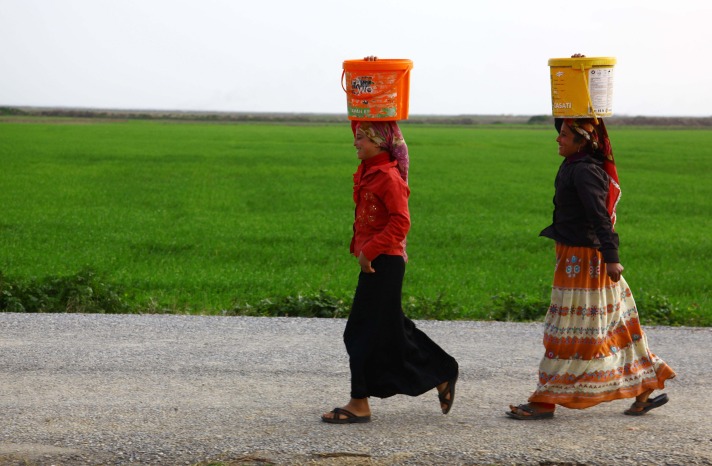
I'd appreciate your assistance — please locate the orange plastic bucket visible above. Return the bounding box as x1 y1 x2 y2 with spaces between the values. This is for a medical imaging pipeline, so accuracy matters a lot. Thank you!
342 58 413 121
548 57 616 118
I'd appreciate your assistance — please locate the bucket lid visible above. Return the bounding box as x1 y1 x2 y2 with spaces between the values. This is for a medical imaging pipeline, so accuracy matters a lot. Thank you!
548 57 616 68
343 58 413 71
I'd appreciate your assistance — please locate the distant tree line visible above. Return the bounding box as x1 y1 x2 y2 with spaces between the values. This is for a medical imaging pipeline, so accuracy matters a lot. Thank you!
1 106 710 127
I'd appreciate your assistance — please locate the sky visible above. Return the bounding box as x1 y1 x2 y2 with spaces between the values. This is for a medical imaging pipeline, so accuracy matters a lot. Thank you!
1 0 711 117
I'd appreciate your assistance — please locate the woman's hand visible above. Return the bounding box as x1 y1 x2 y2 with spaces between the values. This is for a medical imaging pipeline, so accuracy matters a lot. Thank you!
358 252 375 273
364 55 378 61
606 262 624 282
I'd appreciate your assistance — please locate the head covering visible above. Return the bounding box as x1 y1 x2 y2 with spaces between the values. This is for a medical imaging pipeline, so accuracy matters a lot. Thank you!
557 118 621 225
351 121 409 183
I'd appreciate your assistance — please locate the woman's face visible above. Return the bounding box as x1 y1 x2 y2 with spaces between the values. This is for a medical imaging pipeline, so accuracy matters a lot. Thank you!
556 123 582 158
354 131 382 160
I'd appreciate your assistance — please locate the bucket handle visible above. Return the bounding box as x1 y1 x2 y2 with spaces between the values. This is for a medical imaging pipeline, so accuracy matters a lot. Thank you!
341 66 412 99
579 63 600 123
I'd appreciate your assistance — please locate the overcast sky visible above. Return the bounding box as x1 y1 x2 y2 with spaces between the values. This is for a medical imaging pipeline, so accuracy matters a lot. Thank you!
1 0 710 116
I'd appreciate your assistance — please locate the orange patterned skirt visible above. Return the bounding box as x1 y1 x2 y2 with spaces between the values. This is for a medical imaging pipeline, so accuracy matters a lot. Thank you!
528 243 676 409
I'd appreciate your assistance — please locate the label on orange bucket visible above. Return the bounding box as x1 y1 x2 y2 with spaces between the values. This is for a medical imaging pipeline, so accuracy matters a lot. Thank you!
345 70 404 120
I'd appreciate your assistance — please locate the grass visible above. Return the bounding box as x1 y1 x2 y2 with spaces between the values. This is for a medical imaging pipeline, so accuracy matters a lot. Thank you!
0 119 709 325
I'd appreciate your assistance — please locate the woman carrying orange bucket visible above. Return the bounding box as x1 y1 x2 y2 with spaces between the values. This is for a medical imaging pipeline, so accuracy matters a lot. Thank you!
506 104 676 420
322 57 459 424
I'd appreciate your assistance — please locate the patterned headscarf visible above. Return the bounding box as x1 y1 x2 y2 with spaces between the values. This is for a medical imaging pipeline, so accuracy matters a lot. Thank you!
351 121 409 183
559 118 621 225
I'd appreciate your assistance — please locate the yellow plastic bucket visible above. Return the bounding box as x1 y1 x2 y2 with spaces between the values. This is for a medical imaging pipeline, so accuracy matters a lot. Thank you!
342 58 413 121
548 57 616 118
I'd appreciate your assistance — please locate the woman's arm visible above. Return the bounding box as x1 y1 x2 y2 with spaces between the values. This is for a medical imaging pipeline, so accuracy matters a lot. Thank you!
359 171 411 263
358 251 375 273
606 262 624 282
573 163 623 280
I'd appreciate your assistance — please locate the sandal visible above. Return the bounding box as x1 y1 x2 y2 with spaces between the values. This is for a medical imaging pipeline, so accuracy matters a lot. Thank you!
624 393 669 416
321 407 371 424
506 404 555 420
438 374 458 414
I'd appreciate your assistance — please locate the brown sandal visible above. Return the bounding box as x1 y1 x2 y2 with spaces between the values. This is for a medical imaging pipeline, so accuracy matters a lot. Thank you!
506 404 555 420
437 374 458 414
624 393 669 416
321 407 371 424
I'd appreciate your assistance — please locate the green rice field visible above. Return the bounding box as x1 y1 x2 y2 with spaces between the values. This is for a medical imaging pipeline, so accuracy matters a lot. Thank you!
0 118 710 324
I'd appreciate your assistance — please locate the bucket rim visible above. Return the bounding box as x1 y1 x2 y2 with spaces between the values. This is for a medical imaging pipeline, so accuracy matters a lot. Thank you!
343 58 413 70
548 57 616 68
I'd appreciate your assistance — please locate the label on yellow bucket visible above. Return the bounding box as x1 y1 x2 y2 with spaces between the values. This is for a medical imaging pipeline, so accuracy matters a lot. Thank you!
345 70 402 120
549 57 616 118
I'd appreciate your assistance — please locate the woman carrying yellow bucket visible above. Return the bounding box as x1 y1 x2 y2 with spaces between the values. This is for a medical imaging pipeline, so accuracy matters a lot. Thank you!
507 58 676 418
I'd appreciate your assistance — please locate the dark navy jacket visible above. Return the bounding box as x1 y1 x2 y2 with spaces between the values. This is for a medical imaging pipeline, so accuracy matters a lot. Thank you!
539 152 620 264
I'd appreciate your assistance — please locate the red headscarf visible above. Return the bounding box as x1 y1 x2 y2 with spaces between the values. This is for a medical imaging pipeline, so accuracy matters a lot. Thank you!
561 118 621 226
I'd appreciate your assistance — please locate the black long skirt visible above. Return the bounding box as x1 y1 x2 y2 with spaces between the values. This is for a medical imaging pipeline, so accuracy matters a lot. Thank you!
344 254 459 399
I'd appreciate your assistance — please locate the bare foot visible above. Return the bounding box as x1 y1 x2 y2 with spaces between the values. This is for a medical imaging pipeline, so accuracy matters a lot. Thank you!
636 389 654 403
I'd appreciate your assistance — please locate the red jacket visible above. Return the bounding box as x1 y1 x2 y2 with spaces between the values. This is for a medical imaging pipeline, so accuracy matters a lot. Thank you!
350 152 410 261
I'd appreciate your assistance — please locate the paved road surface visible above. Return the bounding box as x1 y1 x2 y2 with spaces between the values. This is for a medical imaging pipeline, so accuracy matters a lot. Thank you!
0 313 709 465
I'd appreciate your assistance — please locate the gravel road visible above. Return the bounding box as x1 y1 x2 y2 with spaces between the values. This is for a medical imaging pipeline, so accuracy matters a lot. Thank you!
0 313 709 465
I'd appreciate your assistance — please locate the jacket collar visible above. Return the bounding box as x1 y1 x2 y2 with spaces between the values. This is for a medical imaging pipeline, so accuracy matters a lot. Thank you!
565 151 603 165
362 151 393 170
